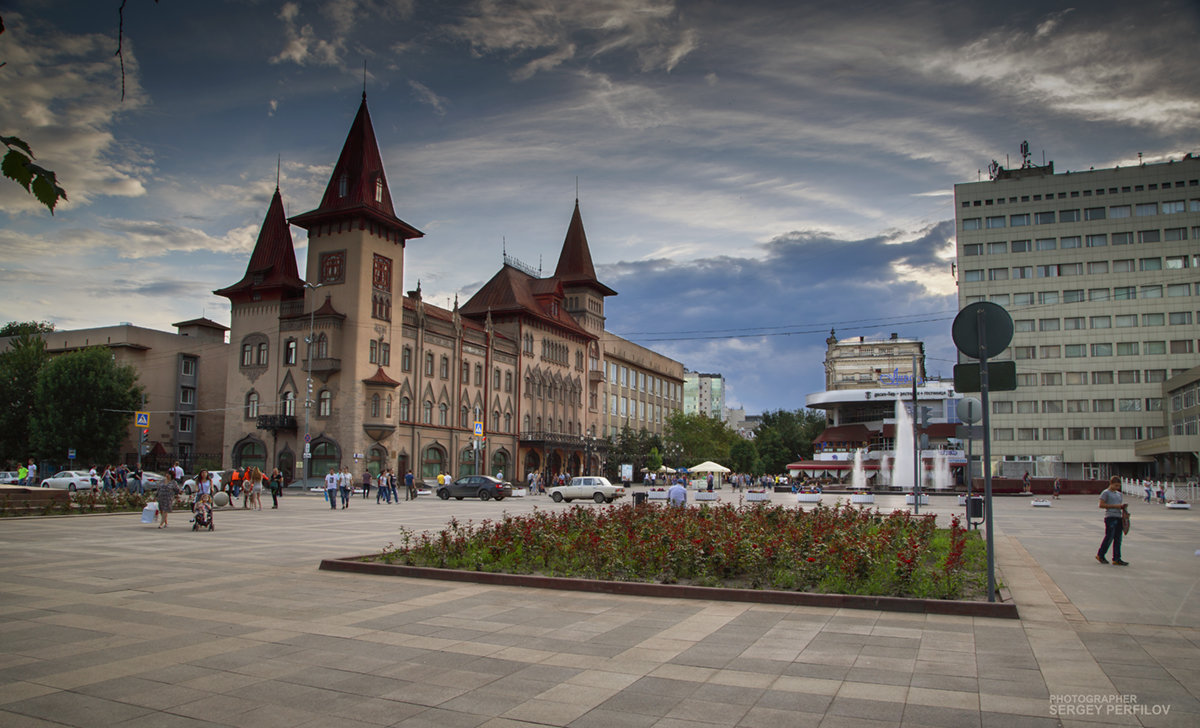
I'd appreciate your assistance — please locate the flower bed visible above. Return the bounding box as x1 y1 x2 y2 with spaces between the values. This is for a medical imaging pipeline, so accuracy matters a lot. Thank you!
0 489 188 517
378 502 987 600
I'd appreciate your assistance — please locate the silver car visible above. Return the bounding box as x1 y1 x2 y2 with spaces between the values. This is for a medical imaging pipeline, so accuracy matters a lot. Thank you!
548 476 626 504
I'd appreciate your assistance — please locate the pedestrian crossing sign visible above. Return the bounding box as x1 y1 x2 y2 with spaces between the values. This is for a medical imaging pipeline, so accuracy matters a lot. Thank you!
473 421 483 436
135 411 150 428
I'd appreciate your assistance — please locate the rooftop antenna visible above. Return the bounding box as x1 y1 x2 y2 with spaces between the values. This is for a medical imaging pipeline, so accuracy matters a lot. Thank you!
575 175 579 201
538 254 543 277
276 155 281 189
362 61 367 100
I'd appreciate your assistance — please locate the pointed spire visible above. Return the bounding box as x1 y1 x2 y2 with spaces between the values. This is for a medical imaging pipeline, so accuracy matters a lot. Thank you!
289 96 423 240
553 199 616 296
215 187 304 302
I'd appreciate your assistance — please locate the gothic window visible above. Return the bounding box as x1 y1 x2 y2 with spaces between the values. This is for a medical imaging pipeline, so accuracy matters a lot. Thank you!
523 414 530 432
241 343 253 367
440 356 449 379
423 400 432 424
284 339 297 366
245 391 259 419
370 340 378 364
385 395 392 418
402 346 412 372
374 177 383 204
316 333 328 358
370 394 380 418
462 361 469 382
338 174 348 197
282 391 296 417
424 352 434 376
400 397 410 421
461 406 469 428
319 389 332 417
474 364 482 386
438 402 448 426
505 371 512 392
380 343 390 366
493 367 501 389
257 342 268 365
318 251 345 284
504 412 512 432
492 410 500 431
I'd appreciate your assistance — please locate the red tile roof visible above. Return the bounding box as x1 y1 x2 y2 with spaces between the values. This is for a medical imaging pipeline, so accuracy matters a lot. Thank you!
362 367 401 387
214 187 305 302
460 264 593 338
553 200 616 297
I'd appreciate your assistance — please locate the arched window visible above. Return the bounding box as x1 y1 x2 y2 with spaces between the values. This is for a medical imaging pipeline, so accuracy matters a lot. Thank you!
402 346 412 372
474 364 482 386
311 440 340 478
282 391 295 416
423 400 433 424
492 410 500 431
338 173 348 197
523 414 530 432
462 361 469 382
505 371 512 392
234 439 266 471
284 339 297 366
245 391 259 419
374 177 383 203
380 343 390 366
460 406 469 428
368 445 386 476
439 356 449 379
459 447 476 476
504 412 512 432
370 393 380 418
491 450 509 478
257 342 268 365
370 340 378 363
421 445 445 479
400 397 410 421
241 343 253 367
424 352 434 376
438 402 448 426
318 389 332 417
386 394 393 418
316 333 328 358
536 416 543 431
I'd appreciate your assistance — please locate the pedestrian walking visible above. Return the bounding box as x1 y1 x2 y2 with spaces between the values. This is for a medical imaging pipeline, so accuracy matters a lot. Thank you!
361 470 372 500
376 470 391 504
155 474 183 528
404 470 414 500
269 467 283 508
325 468 338 509
339 466 352 508
25 458 38 487
1097 476 1129 566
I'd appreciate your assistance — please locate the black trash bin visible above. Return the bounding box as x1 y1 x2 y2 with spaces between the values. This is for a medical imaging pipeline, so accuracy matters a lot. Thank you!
967 495 984 519
633 491 648 505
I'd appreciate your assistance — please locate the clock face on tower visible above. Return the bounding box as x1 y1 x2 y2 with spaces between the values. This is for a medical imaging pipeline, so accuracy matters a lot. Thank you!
319 251 345 284
373 254 392 292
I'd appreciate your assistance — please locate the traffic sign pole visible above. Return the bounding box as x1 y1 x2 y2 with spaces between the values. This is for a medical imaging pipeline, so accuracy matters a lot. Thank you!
977 307 996 603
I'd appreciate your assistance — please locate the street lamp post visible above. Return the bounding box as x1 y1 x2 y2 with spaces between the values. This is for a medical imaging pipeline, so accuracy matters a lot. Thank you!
303 281 323 480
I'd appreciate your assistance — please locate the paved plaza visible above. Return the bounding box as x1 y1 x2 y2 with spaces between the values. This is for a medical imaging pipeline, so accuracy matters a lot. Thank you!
0 489 1197 727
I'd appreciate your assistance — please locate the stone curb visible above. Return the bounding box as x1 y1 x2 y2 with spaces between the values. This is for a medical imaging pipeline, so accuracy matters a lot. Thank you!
319 555 1020 619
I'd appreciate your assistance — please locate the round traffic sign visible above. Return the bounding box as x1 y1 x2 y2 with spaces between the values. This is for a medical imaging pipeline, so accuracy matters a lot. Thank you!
952 302 1013 358
956 397 983 424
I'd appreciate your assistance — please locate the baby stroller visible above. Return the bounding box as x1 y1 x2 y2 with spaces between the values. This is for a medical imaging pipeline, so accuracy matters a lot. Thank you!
191 500 214 531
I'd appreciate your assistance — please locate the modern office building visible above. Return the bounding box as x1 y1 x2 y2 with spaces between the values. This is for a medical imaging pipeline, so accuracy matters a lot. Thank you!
955 154 1200 479
1134 364 1200 478
683 371 725 421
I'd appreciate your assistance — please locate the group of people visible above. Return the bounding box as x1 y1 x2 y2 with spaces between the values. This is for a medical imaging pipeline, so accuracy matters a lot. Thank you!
16 459 37 487
324 467 419 509
87 464 148 493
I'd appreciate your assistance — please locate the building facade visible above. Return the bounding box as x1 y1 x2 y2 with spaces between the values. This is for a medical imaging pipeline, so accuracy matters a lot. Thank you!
683 371 725 421
955 154 1200 479
218 95 682 483
1134 364 1200 478
2 320 230 468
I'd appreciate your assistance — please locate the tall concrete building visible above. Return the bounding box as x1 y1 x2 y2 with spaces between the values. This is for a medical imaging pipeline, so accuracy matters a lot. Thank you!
682 371 725 421
955 153 1200 479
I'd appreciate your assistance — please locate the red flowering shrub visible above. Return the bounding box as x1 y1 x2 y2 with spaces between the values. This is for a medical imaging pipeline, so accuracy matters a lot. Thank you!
382 503 986 599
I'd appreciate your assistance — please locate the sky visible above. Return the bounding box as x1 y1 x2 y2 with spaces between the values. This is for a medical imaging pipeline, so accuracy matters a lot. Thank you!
2 0 1198 413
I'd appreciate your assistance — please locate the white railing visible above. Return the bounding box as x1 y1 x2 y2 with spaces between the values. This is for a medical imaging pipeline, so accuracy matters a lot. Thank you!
1120 478 1197 504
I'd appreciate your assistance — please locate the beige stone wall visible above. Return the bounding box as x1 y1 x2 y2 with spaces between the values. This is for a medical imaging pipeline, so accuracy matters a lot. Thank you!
600 334 684 437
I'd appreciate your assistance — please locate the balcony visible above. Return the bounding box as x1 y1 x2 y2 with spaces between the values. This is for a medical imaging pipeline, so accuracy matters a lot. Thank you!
519 431 608 452
588 369 604 383
363 421 397 442
302 357 341 381
256 414 297 431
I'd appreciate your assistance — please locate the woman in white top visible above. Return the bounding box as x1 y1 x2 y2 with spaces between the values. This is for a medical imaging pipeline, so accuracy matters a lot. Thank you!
325 468 338 510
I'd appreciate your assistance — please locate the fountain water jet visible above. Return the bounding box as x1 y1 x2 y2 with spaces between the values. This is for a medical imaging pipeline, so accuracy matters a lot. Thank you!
891 400 913 490
933 450 952 490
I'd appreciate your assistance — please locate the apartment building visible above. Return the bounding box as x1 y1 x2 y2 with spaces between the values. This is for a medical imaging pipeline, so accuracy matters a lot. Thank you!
955 154 1200 479
683 371 725 421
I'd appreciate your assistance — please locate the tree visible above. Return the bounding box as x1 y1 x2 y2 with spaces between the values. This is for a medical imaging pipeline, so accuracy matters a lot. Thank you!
754 409 826 473
728 437 758 474
664 411 737 468
604 426 662 481
0 333 49 463
0 321 55 337
646 446 663 472
30 347 143 464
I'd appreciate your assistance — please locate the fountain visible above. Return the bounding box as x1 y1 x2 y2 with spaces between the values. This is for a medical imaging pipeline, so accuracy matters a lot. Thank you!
850 448 874 504
891 400 913 491
879 454 891 488
932 450 952 491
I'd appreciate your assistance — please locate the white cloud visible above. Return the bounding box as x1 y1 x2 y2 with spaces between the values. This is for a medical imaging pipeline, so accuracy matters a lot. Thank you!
408 80 449 116
270 0 415 68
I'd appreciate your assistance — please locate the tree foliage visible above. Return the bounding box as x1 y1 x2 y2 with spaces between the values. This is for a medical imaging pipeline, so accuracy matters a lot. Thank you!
728 437 758 474
664 411 738 468
1 136 68 214
605 426 663 481
0 333 49 462
0 320 55 337
646 446 663 472
30 347 143 464
753 409 827 474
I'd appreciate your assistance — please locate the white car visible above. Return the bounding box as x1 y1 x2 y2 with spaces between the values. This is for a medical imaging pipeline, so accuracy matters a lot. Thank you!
39 471 97 492
548 476 626 504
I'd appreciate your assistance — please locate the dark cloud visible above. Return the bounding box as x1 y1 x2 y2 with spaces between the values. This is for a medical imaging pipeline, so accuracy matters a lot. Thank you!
601 221 959 411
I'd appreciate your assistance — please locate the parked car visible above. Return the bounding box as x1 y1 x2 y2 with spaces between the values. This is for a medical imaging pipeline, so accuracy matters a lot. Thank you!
0 471 21 485
436 475 513 501
548 476 626 504
38 471 97 492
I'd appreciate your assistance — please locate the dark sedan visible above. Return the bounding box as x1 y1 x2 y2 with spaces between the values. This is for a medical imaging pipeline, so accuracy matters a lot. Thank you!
436 475 513 501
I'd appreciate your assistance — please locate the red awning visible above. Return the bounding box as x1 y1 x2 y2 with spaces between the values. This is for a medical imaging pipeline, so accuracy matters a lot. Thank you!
813 424 872 445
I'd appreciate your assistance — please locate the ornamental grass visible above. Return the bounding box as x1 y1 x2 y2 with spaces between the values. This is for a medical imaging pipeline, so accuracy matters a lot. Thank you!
380 502 987 600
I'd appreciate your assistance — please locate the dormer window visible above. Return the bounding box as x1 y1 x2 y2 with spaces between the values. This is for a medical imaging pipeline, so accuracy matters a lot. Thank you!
338 174 348 198
375 177 383 203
